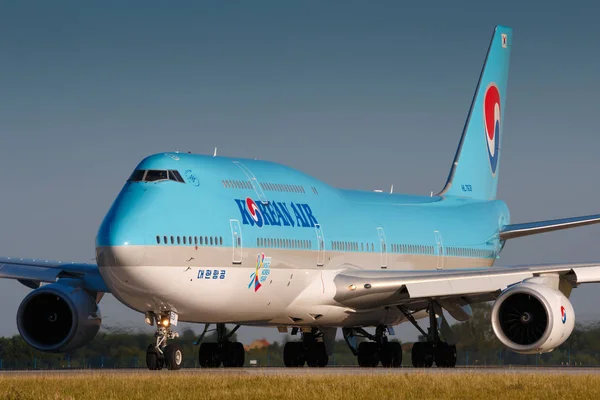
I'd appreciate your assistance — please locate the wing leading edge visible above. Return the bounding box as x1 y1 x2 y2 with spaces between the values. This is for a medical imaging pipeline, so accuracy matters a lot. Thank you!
0 257 109 293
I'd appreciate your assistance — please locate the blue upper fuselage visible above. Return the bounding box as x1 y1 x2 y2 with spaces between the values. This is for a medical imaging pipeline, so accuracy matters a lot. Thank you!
96 152 510 259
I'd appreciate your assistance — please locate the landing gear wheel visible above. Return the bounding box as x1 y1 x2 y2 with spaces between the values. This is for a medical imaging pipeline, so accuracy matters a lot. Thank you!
223 342 245 368
381 342 402 368
391 342 402 367
435 343 457 368
199 342 220 368
283 342 305 367
146 344 164 370
164 344 183 370
306 342 328 367
357 342 380 367
412 342 434 368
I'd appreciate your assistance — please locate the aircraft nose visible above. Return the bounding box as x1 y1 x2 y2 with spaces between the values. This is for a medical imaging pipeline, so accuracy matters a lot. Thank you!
96 186 147 266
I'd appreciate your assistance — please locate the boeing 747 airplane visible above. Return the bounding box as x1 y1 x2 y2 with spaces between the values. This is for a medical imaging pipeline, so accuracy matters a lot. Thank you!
2 25 600 370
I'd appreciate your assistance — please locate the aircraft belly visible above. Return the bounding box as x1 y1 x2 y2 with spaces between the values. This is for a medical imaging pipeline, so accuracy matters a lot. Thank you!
98 245 494 325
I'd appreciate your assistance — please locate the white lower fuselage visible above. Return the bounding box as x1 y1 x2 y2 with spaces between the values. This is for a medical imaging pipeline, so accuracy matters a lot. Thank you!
97 245 493 328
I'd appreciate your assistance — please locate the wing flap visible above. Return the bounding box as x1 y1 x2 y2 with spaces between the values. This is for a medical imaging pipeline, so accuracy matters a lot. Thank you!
500 214 600 240
333 263 600 309
405 272 532 298
571 266 600 283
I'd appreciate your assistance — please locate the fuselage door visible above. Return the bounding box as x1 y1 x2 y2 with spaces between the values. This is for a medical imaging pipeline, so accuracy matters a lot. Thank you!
434 230 444 270
377 227 388 268
230 219 243 264
315 224 325 266
233 161 268 205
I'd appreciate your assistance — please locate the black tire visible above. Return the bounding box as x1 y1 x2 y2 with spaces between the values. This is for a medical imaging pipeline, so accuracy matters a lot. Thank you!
306 342 328 368
199 343 220 368
357 342 379 367
164 344 183 370
283 342 305 367
381 342 402 368
391 342 402 368
223 342 245 368
422 343 434 368
435 343 457 368
283 342 295 367
232 342 245 367
146 344 160 370
198 343 210 368
411 342 424 368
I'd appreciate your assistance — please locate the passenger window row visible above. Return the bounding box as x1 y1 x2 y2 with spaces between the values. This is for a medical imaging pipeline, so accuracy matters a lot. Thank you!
311 186 319 195
257 237 312 250
446 247 495 259
129 170 185 183
223 180 253 190
259 182 305 194
391 244 435 255
332 241 375 252
156 235 224 246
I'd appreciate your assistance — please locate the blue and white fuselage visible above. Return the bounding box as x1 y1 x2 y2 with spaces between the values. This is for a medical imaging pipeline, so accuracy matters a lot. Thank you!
95 152 509 327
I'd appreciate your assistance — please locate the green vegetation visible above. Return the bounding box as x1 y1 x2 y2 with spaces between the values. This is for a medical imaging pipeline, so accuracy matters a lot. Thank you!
1 304 599 369
1 372 600 400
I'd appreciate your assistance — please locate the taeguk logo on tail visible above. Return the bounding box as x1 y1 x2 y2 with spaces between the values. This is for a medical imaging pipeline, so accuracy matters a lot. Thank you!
483 83 501 175
561 306 567 324
235 198 319 228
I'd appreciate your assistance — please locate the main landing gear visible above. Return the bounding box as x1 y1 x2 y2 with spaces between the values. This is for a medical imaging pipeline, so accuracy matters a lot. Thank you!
343 326 402 367
400 303 457 368
196 323 245 368
283 328 329 367
145 312 183 370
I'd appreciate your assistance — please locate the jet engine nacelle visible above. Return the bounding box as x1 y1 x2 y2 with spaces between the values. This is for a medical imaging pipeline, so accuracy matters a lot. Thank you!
491 282 574 354
17 280 102 353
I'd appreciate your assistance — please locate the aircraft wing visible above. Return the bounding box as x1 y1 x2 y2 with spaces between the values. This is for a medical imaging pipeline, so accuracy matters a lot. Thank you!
500 214 600 240
0 257 109 293
332 263 600 310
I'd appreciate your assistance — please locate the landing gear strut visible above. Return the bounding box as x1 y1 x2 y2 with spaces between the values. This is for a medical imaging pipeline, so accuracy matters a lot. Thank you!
344 326 402 368
400 303 457 368
145 311 183 370
197 323 245 368
283 328 329 367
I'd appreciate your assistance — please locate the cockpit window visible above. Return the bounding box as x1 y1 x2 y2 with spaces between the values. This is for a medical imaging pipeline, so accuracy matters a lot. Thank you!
129 169 186 183
145 170 168 182
168 170 185 183
129 170 146 182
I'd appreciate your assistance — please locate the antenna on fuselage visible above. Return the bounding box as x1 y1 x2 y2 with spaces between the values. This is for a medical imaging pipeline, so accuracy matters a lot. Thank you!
390 185 394 194
213 147 218 157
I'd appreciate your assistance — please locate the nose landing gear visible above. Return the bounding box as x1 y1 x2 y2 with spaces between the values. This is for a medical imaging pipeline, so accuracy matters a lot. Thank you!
145 312 182 370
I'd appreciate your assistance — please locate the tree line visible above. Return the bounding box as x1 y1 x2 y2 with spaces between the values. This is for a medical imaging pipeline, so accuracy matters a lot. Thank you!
0 304 598 369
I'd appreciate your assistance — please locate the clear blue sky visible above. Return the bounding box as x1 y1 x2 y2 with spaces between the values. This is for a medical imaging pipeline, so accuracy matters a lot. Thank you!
1 1 599 344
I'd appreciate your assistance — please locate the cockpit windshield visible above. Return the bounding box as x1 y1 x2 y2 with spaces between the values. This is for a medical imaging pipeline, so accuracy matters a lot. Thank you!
129 170 146 182
128 170 186 183
145 170 168 182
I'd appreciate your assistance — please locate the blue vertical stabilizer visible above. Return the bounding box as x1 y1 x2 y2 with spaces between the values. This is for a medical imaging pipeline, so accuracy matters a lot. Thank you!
438 25 512 200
